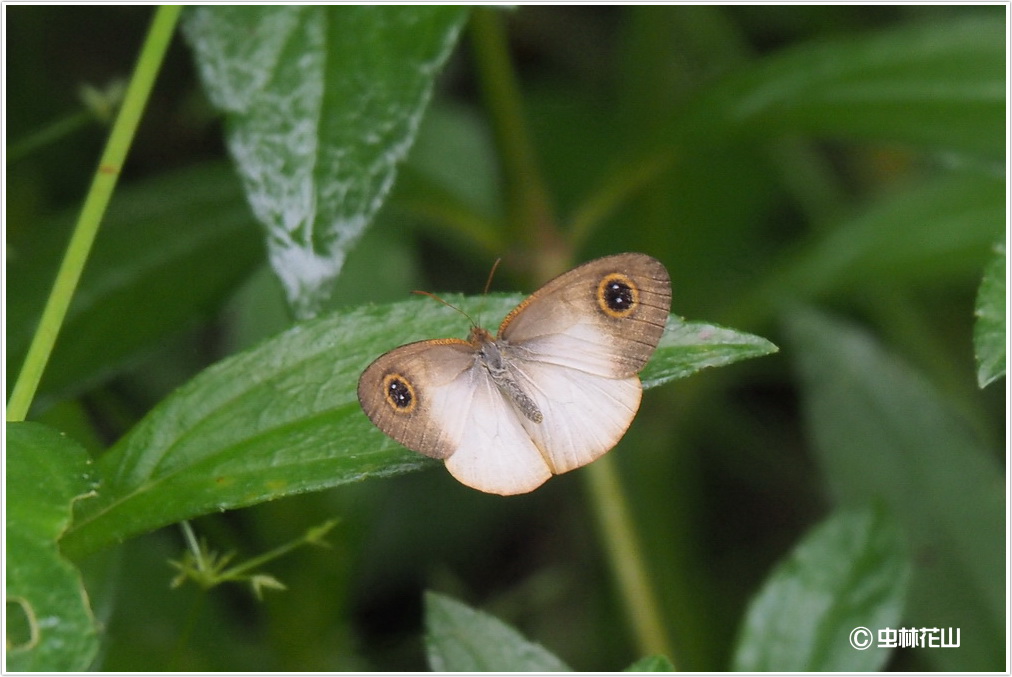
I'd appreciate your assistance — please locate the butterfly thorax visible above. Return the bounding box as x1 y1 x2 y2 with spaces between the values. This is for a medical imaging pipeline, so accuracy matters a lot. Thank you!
468 326 544 424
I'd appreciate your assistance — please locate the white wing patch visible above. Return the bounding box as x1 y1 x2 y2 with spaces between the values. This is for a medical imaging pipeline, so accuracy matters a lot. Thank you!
514 361 642 474
433 368 553 495
421 337 641 494
507 321 651 379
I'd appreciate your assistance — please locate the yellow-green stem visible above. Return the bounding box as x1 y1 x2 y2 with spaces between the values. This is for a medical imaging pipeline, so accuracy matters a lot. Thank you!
6 6 182 422
585 456 676 664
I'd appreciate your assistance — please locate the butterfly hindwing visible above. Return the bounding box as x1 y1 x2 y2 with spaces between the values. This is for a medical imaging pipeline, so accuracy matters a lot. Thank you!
510 357 643 474
442 372 553 495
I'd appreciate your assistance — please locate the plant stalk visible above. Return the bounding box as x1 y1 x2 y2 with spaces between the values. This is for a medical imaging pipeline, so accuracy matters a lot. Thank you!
7 5 182 422
468 8 567 280
585 456 676 664
469 7 674 662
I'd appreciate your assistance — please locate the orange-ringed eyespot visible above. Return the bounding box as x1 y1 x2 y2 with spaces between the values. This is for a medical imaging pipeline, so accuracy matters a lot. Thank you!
596 273 638 318
382 373 417 413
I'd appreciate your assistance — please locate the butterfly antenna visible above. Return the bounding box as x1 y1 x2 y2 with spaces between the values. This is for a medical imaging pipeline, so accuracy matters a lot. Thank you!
483 257 503 296
411 290 478 328
412 257 501 329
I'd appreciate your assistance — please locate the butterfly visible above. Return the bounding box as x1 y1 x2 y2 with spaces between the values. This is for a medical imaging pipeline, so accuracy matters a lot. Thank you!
357 253 672 495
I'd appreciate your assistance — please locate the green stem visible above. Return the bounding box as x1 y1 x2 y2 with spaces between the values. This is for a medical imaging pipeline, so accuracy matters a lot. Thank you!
568 151 673 250
6 6 182 422
393 167 506 254
171 585 206 671
223 519 338 580
469 8 673 661
6 110 94 164
585 456 676 664
469 8 566 277
180 521 207 572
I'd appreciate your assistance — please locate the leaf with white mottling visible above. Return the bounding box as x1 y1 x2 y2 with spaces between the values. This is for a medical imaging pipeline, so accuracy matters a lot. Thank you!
184 6 469 318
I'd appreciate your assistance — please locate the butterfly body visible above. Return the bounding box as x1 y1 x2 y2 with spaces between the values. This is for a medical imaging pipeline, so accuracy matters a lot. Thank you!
471 327 545 424
358 253 672 495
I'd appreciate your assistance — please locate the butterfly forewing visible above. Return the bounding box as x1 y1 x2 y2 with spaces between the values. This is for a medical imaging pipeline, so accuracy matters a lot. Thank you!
357 340 476 460
499 253 671 377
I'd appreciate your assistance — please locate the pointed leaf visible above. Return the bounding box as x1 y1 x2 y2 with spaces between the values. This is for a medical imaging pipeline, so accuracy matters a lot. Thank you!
771 174 1003 301
643 318 778 388
6 422 100 671
183 6 470 318
973 241 1005 387
61 292 774 559
678 15 1003 162
424 591 571 672
733 506 909 671
786 308 1003 671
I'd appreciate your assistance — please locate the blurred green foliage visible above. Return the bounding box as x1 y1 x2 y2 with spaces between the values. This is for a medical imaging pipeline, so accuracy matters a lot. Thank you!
6 5 1004 671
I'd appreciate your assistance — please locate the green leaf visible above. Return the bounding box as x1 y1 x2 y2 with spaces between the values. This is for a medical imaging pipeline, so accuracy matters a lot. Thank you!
6 422 100 671
973 241 1005 387
770 174 1003 301
786 308 1003 671
6 162 262 408
624 654 676 671
733 506 909 671
643 318 779 388
424 591 572 671
679 15 1004 162
183 6 470 319
60 292 775 559
392 102 505 254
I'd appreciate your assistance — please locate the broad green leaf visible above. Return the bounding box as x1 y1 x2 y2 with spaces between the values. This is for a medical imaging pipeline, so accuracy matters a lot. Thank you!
624 654 676 671
183 6 470 319
6 162 262 408
677 15 1003 162
973 241 1005 387
786 309 1003 671
424 591 571 672
60 291 776 559
733 506 909 671
6 422 100 671
767 174 1003 303
644 318 778 389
